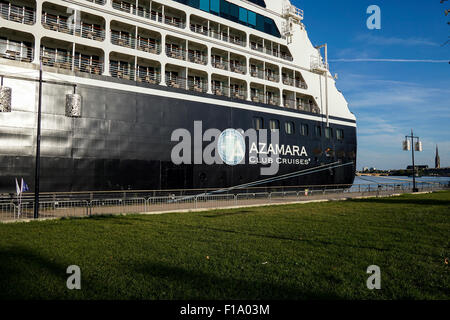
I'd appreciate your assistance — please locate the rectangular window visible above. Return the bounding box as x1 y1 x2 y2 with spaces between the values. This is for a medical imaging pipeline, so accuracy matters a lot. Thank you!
270 119 280 131
239 7 247 24
248 11 256 27
253 117 264 130
285 122 294 135
336 129 344 141
325 127 333 139
210 0 220 13
315 125 322 137
199 0 209 11
301 124 309 136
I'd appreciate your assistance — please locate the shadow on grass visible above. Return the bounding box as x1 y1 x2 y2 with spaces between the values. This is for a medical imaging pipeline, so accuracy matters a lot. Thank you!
202 210 254 218
129 261 341 300
351 198 450 207
0 246 67 300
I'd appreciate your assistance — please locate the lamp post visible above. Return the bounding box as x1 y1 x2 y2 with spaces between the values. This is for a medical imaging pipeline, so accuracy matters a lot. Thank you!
403 129 422 192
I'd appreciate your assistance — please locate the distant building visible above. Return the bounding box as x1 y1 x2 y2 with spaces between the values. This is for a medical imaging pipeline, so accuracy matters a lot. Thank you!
435 145 441 169
407 165 429 170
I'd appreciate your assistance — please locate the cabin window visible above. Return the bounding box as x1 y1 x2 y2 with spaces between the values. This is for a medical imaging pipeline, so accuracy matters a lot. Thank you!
253 117 264 130
270 119 279 131
336 129 344 141
315 125 322 137
285 122 294 135
325 127 333 139
301 124 309 136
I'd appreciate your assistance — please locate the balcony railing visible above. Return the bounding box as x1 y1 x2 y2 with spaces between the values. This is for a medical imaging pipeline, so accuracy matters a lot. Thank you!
229 36 245 47
40 49 72 70
110 63 135 81
188 79 207 93
265 72 279 82
283 98 296 109
212 58 228 71
212 84 229 97
298 102 319 113
295 79 307 89
250 69 264 80
112 0 133 14
280 53 293 62
190 24 208 36
230 89 247 100
137 69 160 84
188 51 207 65
165 16 185 29
42 13 73 35
166 46 186 61
0 2 35 25
137 38 161 54
230 63 246 75
0 40 33 62
73 56 103 75
166 76 186 90
250 43 263 52
266 95 280 106
282 76 294 86
251 92 264 103
111 31 135 48
79 23 105 41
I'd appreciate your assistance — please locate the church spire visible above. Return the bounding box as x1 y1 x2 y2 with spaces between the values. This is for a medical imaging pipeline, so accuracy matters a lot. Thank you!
435 145 440 169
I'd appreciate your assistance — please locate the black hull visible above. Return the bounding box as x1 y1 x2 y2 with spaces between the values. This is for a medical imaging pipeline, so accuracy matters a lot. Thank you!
0 79 357 193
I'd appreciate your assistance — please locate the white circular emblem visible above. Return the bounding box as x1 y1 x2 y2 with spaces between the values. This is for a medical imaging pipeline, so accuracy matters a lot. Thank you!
218 129 246 166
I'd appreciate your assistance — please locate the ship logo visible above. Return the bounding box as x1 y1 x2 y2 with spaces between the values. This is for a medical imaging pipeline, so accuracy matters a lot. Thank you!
217 129 246 166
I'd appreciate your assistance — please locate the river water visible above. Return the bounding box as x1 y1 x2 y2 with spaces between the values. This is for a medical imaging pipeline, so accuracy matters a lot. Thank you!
353 175 450 187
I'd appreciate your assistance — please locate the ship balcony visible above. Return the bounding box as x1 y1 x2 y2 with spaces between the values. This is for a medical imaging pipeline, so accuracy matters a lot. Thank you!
251 92 264 104
111 30 135 49
0 0 35 25
295 78 307 89
0 32 33 62
283 91 296 109
136 60 161 85
190 23 208 36
229 56 246 75
166 44 186 61
111 0 133 14
265 69 280 83
266 87 280 106
280 51 293 62
212 58 228 71
137 37 161 55
187 50 207 65
297 97 320 114
40 38 72 70
230 79 247 101
166 76 186 90
41 12 73 35
211 82 229 97
110 61 135 81
164 8 186 29
188 77 207 94
250 41 263 53
73 48 103 75
282 76 294 86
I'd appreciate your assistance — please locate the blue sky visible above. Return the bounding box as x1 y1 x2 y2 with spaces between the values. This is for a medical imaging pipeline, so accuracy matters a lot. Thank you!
292 0 449 170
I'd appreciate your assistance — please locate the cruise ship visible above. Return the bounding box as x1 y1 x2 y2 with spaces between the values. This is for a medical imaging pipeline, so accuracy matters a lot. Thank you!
0 0 357 192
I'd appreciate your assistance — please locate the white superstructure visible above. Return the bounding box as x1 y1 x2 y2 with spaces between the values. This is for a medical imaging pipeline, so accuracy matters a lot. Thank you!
0 0 355 123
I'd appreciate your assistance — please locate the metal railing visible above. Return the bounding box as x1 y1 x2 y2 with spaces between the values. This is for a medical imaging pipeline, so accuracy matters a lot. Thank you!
190 24 208 36
265 71 280 82
0 2 35 25
0 40 33 62
137 38 161 54
295 79 307 89
188 79 208 93
79 23 105 41
110 63 135 80
41 13 73 35
251 92 265 103
137 69 161 84
166 76 187 89
212 58 229 71
111 31 135 48
83 0 106 5
230 63 246 75
282 76 294 86
164 16 185 29
212 84 229 97
2 182 446 222
166 46 186 60
283 98 296 109
250 68 265 79
40 49 72 69
266 95 280 106
188 51 207 65
230 88 247 100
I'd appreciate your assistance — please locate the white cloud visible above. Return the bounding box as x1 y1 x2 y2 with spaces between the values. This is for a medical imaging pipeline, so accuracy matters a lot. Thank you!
355 34 440 47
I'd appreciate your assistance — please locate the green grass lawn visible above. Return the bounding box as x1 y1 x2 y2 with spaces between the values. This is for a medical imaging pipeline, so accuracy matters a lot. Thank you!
0 191 449 300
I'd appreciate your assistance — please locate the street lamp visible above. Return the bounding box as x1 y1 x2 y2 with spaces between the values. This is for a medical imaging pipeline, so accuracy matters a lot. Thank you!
403 129 423 192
